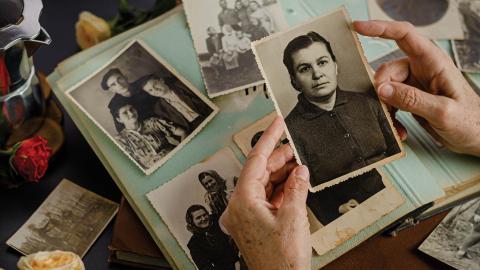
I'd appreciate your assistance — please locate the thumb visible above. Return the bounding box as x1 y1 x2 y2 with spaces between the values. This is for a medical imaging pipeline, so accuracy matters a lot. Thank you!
377 82 442 124
280 165 310 213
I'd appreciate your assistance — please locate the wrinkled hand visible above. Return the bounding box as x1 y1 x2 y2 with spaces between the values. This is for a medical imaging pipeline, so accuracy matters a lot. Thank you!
354 21 480 156
220 117 311 270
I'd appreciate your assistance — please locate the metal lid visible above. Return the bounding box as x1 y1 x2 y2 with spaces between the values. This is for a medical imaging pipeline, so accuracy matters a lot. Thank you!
0 0 45 51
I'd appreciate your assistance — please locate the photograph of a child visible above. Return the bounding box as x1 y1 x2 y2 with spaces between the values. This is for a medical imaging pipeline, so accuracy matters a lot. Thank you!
183 0 289 97
147 148 244 269
66 40 218 175
253 8 404 192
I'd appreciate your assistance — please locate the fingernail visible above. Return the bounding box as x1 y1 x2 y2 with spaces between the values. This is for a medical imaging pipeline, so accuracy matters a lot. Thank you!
379 84 394 99
296 165 309 181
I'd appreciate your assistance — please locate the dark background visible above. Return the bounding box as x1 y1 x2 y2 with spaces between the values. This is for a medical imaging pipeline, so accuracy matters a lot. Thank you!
0 1 458 269
0 1 155 269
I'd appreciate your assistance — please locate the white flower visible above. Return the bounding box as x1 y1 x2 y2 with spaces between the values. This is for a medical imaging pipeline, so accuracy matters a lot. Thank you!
17 250 84 270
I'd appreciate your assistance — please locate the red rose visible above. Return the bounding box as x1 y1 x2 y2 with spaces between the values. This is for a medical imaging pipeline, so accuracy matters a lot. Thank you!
0 54 11 96
10 136 52 182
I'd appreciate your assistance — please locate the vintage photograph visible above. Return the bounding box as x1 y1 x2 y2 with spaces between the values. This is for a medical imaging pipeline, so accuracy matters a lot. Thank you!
183 0 289 97
147 148 244 269
233 112 288 156
66 40 218 175
252 8 404 192
419 197 480 269
308 169 404 255
367 0 464 39
453 0 480 73
6 179 118 257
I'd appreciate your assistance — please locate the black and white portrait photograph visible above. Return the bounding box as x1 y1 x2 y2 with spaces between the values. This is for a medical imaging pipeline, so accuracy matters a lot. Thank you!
419 197 480 269
66 40 218 175
183 0 289 97
453 0 480 73
253 8 404 192
6 179 118 257
367 0 464 39
233 112 288 156
147 148 244 270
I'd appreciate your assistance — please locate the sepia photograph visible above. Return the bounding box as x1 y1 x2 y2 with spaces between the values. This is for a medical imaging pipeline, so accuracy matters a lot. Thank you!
252 8 404 192
66 40 218 175
183 0 289 97
367 0 464 40
233 112 288 156
453 0 480 73
6 179 118 257
419 197 480 269
308 169 404 255
147 148 244 269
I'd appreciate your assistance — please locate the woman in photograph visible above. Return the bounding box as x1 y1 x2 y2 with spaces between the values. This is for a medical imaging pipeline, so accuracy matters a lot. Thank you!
221 24 240 70
248 0 275 34
185 205 239 270
247 17 269 41
235 30 253 70
235 0 251 32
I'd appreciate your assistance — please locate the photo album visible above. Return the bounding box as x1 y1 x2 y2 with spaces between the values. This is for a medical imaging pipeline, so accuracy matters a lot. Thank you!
46 1 480 269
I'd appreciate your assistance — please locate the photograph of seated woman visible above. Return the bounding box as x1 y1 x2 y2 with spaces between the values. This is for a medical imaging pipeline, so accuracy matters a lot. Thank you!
186 205 243 270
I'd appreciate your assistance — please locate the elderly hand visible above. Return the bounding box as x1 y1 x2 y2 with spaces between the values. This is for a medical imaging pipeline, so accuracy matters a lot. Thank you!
354 21 480 156
220 117 311 270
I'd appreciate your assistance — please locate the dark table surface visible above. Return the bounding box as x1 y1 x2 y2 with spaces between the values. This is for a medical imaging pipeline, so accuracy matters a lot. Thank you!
0 1 456 270
0 1 154 269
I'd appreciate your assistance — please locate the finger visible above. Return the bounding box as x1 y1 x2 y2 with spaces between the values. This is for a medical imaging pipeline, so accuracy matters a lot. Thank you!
248 116 285 164
266 143 294 174
279 165 310 214
353 20 442 59
235 116 285 195
240 116 285 182
270 161 298 184
270 182 285 209
374 57 410 88
219 210 230 235
377 81 447 126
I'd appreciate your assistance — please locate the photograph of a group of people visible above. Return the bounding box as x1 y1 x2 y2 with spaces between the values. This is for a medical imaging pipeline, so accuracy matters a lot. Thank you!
183 0 289 96
147 148 246 269
67 41 217 174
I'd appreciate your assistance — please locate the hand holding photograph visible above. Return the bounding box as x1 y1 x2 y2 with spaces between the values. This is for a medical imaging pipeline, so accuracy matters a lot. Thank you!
252 7 404 192
147 148 243 270
66 40 218 175
233 111 288 156
182 0 289 97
